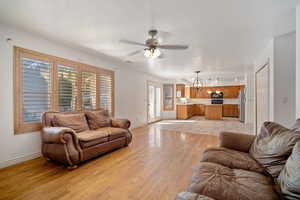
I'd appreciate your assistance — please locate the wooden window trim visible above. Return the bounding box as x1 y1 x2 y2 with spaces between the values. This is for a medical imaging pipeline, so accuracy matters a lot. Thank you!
14 46 115 134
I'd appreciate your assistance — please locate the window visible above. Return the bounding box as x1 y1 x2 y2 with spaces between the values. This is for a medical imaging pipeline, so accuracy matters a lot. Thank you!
22 58 52 123
57 65 78 112
14 47 114 134
163 84 174 111
99 74 113 115
81 72 97 110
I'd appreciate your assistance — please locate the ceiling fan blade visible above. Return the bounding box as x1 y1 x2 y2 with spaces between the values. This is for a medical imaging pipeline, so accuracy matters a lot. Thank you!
120 39 146 47
127 49 143 56
157 45 188 50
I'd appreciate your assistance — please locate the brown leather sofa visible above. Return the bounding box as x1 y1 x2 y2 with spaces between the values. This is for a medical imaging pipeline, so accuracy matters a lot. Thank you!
41 109 132 169
176 121 300 200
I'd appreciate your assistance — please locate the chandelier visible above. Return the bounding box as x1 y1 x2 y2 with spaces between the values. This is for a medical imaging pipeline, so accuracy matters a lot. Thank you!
192 71 204 90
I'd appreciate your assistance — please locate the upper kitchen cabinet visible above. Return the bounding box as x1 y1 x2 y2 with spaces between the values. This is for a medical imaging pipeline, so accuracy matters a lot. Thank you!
176 84 185 98
163 84 174 111
185 87 190 98
189 85 245 98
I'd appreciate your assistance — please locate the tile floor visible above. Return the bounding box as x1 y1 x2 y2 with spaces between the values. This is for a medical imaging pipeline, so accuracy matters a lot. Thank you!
152 116 254 136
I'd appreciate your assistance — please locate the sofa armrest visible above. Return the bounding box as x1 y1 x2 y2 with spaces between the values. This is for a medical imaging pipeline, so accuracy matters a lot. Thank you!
42 127 82 165
42 127 76 144
176 192 215 200
112 119 131 129
219 131 255 153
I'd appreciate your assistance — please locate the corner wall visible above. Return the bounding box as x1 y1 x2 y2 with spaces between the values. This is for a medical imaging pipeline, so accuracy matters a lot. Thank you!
297 6 300 119
274 32 296 127
0 24 166 168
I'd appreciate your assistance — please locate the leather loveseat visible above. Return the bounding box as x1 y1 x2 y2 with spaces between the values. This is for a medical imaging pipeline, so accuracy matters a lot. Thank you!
176 120 300 200
41 109 132 169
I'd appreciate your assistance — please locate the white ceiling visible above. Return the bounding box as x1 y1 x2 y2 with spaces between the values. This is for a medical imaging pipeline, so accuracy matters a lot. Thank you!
0 0 299 81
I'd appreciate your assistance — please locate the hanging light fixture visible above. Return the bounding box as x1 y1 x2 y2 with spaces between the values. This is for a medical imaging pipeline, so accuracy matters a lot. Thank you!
144 48 161 58
192 71 204 90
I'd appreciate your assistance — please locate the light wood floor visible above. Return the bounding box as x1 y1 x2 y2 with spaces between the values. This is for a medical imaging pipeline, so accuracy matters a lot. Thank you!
0 125 218 200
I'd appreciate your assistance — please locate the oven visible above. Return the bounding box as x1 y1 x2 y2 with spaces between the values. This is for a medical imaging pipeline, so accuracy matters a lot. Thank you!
211 92 223 104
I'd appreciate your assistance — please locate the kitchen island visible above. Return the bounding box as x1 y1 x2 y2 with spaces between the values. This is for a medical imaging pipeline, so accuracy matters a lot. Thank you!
176 104 239 120
205 105 223 120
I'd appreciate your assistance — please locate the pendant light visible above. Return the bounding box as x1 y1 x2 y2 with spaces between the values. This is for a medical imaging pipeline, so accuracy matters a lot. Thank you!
192 71 204 90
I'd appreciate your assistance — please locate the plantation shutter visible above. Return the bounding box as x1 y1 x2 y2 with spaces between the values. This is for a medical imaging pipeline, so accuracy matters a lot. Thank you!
21 57 52 123
99 74 113 114
57 65 78 112
81 71 97 110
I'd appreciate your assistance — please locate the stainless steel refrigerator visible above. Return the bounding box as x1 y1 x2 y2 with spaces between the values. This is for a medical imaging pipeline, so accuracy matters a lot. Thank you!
239 89 246 123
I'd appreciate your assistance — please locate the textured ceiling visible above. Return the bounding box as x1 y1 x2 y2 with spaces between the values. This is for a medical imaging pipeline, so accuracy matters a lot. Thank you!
0 0 299 81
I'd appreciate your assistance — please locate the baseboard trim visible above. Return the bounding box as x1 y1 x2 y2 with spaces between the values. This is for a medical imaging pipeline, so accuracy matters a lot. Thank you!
0 152 41 169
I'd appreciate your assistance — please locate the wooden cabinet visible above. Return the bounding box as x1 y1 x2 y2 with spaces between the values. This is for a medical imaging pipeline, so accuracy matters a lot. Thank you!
184 87 190 98
176 105 193 120
189 85 245 99
176 84 185 98
192 104 205 116
222 104 239 117
205 105 223 120
177 104 239 119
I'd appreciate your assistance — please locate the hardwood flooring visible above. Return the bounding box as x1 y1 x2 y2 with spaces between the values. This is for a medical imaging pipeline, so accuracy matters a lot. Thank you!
0 125 218 200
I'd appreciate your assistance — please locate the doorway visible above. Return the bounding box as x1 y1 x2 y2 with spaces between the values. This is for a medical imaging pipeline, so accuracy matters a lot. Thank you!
255 62 270 134
147 81 162 123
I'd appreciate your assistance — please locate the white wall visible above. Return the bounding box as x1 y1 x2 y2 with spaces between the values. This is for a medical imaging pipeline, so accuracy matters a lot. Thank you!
0 24 166 168
297 6 300 119
274 32 296 127
115 68 166 127
253 32 297 129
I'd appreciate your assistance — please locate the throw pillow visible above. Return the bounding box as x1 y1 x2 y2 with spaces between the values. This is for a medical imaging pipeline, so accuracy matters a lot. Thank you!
53 113 89 133
249 122 300 178
85 109 111 130
291 119 300 132
278 142 300 200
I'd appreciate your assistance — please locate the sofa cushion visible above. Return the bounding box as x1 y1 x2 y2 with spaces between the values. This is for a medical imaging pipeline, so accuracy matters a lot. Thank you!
76 127 127 148
85 109 111 130
278 142 300 200
107 127 128 140
76 129 109 148
202 147 265 173
188 162 279 200
249 122 300 178
53 113 89 133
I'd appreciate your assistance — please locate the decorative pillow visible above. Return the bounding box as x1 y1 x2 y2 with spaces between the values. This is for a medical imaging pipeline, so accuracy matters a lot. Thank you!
291 119 300 132
85 109 111 130
278 142 300 200
53 113 89 133
249 122 300 178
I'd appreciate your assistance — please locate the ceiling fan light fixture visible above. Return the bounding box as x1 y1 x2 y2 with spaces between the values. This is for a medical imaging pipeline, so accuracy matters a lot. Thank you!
144 48 161 58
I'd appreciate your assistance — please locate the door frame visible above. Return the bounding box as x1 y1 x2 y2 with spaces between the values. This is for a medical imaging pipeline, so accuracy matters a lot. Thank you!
147 81 162 123
255 60 270 135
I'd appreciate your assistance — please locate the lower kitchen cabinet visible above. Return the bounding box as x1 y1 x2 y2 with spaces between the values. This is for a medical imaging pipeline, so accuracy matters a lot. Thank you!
176 104 239 119
222 104 239 117
192 104 205 116
176 105 193 120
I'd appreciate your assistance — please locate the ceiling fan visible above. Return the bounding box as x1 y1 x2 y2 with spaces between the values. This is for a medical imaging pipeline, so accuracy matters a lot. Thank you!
120 29 189 59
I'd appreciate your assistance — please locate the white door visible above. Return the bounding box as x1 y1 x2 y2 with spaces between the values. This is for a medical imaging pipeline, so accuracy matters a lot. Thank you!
256 63 270 134
148 82 161 123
